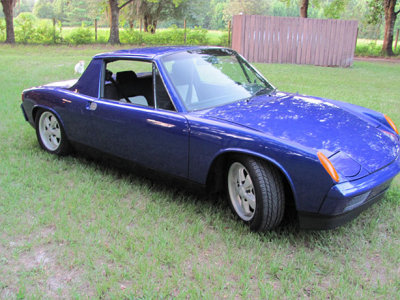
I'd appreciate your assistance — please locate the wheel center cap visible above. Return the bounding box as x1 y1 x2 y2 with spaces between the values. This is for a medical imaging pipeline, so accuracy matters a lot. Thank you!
238 186 247 198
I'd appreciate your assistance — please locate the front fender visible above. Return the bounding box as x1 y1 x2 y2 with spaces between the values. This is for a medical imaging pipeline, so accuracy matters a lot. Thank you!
209 147 298 203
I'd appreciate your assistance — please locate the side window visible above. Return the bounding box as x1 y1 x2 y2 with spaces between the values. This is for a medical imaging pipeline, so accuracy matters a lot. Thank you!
154 66 175 111
102 60 154 107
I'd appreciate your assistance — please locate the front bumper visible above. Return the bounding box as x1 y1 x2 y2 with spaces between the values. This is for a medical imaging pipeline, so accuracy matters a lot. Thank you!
298 154 400 230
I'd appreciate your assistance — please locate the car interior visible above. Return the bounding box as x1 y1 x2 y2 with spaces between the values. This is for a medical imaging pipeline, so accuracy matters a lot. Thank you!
103 60 175 111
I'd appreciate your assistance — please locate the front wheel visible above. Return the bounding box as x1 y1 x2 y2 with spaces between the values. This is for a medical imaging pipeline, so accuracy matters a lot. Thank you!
35 109 70 155
227 156 285 232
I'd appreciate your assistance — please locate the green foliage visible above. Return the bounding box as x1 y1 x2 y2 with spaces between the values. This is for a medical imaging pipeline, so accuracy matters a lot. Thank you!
218 31 230 47
95 28 109 43
152 25 185 44
65 23 94 45
64 0 94 26
210 1 227 29
15 12 38 44
33 0 55 19
355 41 383 56
223 0 269 23
120 26 209 45
120 28 144 44
324 0 348 19
186 26 208 44
35 20 62 44
0 18 5 42
14 14 62 44
366 0 384 25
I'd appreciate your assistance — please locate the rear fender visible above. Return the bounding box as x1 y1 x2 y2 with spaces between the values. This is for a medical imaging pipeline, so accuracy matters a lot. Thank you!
32 105 67 135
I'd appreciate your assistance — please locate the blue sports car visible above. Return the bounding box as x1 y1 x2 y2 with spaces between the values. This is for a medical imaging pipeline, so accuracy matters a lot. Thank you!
21 47 400 231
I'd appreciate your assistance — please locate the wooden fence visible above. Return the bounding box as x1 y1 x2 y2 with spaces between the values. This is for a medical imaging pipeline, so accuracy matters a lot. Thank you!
232 15 358 67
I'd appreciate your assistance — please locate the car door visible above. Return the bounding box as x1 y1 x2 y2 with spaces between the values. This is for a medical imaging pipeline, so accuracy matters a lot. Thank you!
55 91 100 146
85 61 190 179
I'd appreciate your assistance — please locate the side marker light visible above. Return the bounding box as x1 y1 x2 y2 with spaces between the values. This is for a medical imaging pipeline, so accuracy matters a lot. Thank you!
384 114 399 135
317 152 339 183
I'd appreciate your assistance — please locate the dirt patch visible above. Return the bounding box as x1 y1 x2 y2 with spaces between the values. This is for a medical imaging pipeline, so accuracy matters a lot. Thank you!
0 228 94 298
354 56 400 63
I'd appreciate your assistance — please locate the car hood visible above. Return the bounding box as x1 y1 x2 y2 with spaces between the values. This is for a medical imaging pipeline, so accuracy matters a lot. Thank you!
199 92 400 177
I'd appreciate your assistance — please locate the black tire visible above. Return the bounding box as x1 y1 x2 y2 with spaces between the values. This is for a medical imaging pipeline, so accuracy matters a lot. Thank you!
35 109 70 155
226 156 285 232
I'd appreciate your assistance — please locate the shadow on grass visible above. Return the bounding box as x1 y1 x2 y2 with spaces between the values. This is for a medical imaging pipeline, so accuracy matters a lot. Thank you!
42 141 400 251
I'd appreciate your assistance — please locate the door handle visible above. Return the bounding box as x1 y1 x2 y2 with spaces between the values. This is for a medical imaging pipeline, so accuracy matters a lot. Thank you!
87 101 97 111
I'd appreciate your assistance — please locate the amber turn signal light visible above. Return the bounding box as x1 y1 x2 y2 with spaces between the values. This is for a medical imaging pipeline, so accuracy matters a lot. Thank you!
384 114 399 135
317 152 339 183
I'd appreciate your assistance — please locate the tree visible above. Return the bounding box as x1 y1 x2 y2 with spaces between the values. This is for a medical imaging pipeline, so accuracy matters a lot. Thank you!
223 0 269 23
33 0 54 18
210 0 227 29
368 0 400 55
139 0 186 33
323 0 349 19
108 0 134 44
119 0 138 28
171 0 213 29
1 0 17 43
282 0 316 18
300 0 309 17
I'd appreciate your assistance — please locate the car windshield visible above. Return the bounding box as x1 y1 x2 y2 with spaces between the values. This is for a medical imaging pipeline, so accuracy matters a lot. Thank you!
160 49 275 111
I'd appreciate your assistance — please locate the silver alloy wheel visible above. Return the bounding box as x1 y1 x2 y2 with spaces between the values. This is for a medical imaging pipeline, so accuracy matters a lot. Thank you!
38 111 61 151
228 162 256 221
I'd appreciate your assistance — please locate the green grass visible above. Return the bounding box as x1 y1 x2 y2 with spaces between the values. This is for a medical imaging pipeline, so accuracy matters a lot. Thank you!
0 45 399 299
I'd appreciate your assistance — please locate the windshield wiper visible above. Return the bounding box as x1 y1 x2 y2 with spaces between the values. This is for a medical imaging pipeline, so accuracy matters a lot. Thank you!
255 87 276 96
268 87 277 96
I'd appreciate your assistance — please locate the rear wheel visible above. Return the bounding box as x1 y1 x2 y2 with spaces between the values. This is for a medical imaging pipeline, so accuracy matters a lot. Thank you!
35 109 70 155
227 156 285 232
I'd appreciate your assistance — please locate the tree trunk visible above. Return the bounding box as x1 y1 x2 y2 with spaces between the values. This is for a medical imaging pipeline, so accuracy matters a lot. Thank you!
108 0 120 44
151 20 157 34
143 14 151 32
382 0 398 56
1 0 16 44
300 0 309 18
143 16 157 34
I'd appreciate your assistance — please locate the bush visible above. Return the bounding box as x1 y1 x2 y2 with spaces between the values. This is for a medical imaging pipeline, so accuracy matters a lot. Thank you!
187 27 208 45
65 24 94 45
14 15 62 44
15 12 38 43
120 28 143 44
120 26 209 46
355 42 383 57
0 18 5 42
35 20 62 44
218 31 230 47
96 29 109 43
161 25 185 44
144 28 184 45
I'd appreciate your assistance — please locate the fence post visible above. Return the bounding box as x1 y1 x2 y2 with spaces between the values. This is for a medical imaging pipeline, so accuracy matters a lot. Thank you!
52 18 56 43
354 27 359 53
94 19 98 42
184 19 187 44
228 20 231 47
394 29 399 51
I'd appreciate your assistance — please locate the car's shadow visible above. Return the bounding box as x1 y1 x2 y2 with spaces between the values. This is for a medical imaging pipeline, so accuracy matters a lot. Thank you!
70 146 299 219
56 144 356 249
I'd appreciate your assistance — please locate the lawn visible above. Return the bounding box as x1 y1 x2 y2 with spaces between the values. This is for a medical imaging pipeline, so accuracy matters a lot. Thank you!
0 45 399 299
